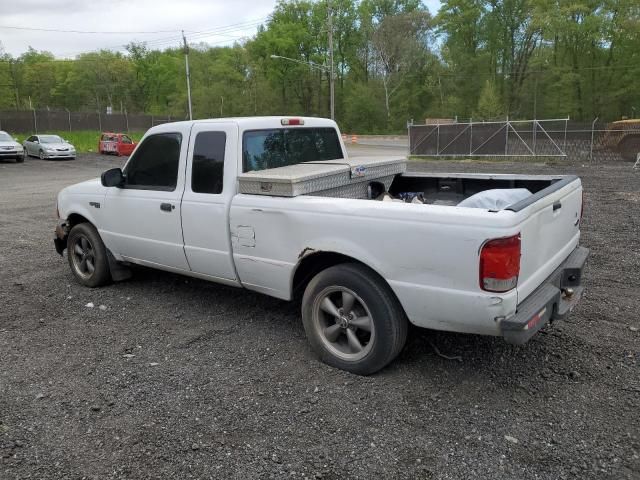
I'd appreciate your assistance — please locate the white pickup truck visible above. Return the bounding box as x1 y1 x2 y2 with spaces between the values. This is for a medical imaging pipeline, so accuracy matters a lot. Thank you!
54 117 588 375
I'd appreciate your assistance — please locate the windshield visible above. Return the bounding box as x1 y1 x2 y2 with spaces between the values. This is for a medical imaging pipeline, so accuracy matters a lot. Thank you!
0 133 13 142
243 127 343 172
40 135 63 144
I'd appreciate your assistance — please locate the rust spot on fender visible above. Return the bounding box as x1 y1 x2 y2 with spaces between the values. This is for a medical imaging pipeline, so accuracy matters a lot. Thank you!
298 247 317 259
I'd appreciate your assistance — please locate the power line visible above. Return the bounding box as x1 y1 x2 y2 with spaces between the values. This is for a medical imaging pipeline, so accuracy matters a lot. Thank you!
0 33 257 69
0 25 183 34
56 18 268 57
142 20 267 48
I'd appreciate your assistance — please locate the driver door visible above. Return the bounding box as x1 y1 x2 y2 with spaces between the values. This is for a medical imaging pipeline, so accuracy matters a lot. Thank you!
100 127 190 270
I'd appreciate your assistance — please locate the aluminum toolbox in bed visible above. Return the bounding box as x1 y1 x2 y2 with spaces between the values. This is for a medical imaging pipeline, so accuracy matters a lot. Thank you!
238 157 407 198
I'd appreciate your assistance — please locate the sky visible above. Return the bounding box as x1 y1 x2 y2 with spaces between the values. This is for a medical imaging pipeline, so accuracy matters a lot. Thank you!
0 0 442 58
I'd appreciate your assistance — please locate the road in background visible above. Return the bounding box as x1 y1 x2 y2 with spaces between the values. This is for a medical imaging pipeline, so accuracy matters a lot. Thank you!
346 141 408 158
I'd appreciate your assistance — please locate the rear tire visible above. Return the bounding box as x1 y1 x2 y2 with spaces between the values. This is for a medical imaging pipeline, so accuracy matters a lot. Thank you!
301 263 408 375
619 136 640 161
67 223 111 287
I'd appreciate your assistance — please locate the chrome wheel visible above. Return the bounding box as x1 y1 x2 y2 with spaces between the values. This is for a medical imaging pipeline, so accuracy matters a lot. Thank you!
312 286 375 361
70 234 96 279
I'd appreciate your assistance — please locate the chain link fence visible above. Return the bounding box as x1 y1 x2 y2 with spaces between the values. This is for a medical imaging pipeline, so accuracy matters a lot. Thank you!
0 109 178 134
409 118 640 162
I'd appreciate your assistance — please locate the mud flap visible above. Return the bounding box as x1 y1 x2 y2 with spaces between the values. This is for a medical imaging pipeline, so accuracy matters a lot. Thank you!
106 249 133 282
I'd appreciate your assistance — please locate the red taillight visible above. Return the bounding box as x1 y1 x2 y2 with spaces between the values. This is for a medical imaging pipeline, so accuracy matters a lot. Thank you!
281 118 304 126
479 234 521 292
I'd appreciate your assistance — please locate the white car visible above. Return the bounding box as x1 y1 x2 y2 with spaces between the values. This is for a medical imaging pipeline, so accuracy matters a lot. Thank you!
0 131 25 163
24 134 76 160
54 117 588 375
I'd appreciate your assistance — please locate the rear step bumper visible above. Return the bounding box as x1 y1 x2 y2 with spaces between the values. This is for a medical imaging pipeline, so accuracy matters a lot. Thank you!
500 246 589 345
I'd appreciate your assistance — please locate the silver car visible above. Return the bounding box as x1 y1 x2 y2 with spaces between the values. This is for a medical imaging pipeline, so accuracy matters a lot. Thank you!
0 131 25 163
24 134 76 160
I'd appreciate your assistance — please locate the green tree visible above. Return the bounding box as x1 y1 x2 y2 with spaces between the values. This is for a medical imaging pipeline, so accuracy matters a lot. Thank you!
475 80 504 118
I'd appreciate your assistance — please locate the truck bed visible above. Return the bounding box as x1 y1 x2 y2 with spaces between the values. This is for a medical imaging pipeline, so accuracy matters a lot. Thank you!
231 170 583 336
388 172 574 209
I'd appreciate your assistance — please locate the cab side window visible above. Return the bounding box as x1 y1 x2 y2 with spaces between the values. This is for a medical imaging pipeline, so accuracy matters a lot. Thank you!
191 131 226 194
124 133 181 190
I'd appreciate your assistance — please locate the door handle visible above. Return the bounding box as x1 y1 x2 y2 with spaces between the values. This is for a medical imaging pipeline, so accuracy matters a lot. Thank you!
160 203 174 212
553 201 562 211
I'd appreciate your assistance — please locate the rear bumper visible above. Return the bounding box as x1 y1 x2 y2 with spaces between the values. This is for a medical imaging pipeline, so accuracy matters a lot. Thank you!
500 246 589 344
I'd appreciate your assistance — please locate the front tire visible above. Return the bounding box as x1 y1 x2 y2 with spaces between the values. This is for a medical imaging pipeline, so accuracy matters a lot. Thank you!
39 149 46 160
302 263 408 375
16 156 24 163
67 223 111 287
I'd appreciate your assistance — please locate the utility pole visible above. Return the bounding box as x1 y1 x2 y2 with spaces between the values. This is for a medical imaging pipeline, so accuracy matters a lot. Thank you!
327 1 335 121
182 30 193 120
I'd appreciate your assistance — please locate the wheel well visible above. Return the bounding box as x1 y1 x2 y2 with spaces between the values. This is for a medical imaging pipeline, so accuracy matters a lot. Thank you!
67 213 90 228
619 133 640 145
292 251 394 301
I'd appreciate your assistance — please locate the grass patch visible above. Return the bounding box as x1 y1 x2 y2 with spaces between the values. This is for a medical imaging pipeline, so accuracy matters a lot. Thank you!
13 130 145 153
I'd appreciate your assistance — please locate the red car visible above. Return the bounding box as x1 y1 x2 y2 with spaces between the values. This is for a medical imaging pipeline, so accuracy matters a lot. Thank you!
98 133 136 156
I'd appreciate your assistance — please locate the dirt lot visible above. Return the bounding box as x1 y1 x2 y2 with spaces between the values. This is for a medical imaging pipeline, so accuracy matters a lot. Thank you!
1 152 638 479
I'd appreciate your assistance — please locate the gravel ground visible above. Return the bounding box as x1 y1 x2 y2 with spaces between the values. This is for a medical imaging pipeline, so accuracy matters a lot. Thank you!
0 152 638 479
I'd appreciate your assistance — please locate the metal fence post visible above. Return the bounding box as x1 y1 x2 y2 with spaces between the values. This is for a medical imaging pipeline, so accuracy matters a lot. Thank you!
436 123 440 155
469 117 473 155
33 109 37 133
97 111 102 132
65 108 71 131
505 116 509 155
564 116 569 152
125 109 129 133
532 119 537 155
590 117 598 162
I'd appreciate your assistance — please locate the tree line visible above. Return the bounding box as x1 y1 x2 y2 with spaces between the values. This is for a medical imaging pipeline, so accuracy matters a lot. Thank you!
0 0 638 133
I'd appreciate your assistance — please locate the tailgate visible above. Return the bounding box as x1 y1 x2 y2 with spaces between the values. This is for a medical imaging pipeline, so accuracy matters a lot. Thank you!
513 177 583 303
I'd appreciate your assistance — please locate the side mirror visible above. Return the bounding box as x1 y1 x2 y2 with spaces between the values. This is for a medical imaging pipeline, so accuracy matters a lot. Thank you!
101 167 125 187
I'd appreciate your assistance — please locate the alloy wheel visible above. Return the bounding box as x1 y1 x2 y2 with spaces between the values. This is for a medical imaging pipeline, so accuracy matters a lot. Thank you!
312 286 375 361
70 235 96 279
